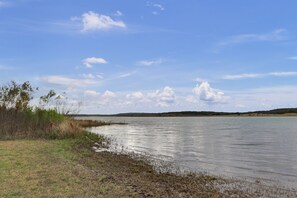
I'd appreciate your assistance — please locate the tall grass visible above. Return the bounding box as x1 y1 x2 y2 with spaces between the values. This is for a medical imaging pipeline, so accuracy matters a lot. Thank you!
0 81 86 140
0 107 83 140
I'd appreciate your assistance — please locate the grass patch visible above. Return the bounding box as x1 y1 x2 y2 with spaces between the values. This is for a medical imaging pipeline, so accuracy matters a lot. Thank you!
0 136 127 198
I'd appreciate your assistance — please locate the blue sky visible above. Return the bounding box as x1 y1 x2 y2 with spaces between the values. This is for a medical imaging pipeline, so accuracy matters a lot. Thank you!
1 0 297 113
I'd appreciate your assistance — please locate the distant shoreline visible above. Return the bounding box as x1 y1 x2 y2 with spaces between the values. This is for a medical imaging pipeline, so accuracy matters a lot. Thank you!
71 108 297 117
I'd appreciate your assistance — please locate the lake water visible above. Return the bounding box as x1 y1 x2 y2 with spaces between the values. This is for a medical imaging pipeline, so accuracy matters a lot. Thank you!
79 116 297 188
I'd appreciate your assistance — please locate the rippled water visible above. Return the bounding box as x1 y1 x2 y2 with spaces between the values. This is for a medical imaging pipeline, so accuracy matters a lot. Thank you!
79 116 297 188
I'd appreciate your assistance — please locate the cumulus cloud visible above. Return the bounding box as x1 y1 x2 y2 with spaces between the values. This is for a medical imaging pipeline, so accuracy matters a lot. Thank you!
193 82 226 103
84 90 100 97
126 92 147 105
39 75 99 87
81 11 126 32
102 90 115 98
150 86 176 107
99 90 116 105
124 87 176 107
137 59 163 66
126 92 145 100
83 57 107 68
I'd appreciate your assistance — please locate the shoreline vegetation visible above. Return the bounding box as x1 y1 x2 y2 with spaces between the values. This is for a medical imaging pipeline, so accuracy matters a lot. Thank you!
74 119 127 128
1 81 297 197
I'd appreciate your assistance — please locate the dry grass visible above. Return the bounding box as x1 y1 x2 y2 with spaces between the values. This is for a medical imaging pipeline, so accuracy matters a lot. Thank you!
0 117 84 140
48 119 85 139
74 119 126 128
0 109 114 140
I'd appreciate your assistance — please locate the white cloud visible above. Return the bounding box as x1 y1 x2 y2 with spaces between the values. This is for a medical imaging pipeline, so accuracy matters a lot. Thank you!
83 57 107 68
115 10 123 17
117 72 136 78
82 73 104 79
223 73 262 80
99 90 116 105
84 90 100 97
193 82 226 103
125 88 176 107
126 92 145 101
127 91 144 99
185 95 198 103
82 73 95 79
137 59 163 66
81 11 126 32
147 2 165 15
124 87 176 107
102 90 115 98
195 77 209 82
218 29 287 48
39 75 99 87
223 71 297 80
270 72 297 76
150 86 176 107
153 4 165 11
80 84 297 113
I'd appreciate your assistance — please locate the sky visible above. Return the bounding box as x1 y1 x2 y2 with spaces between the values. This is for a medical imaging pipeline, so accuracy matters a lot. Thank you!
1 0 297 114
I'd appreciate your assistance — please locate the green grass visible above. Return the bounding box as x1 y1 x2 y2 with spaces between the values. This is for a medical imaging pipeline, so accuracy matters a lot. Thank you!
0 138 126 198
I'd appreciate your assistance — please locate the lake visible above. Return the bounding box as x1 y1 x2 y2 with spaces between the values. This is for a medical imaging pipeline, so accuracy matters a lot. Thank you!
78 116 297 188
